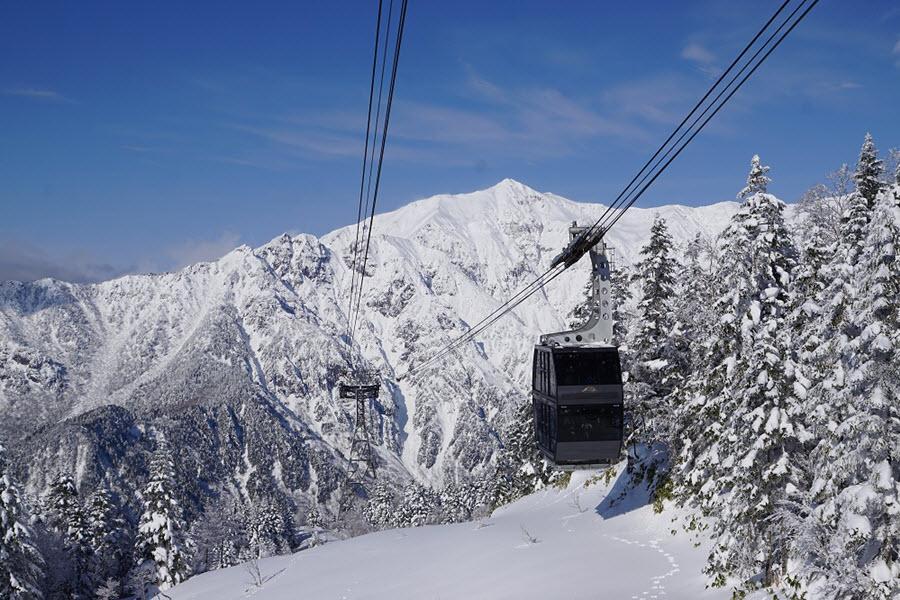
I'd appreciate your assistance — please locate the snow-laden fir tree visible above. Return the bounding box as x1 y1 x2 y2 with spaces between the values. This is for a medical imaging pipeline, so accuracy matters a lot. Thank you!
190 494 243 568
703 190 808 589
43 473 93 598
94 577 121 600
787 223 831 422
494 399 559 508
738 154 771 199
798 189 872 440
134 447 190 592
395 483 440 528
675 203 759 506
802 192 900 598
669 234 717 380
87 487 129 586
629 215 683 449
363 483 397 529
675 161 810 590
0 444 45 600
855 133 884 208
247 500 290 558
305 505 323 547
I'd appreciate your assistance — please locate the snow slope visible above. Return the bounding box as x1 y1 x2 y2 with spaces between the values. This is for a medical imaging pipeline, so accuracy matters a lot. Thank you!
169 466 726 600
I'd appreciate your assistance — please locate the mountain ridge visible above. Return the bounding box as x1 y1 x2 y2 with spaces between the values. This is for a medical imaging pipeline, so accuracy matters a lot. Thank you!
0 179 743 520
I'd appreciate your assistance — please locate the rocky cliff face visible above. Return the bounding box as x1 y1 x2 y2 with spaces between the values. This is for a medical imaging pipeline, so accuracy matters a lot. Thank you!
0 179 739 518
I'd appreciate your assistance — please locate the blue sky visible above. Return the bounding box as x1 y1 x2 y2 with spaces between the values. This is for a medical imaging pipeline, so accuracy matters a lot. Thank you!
1 1 899 282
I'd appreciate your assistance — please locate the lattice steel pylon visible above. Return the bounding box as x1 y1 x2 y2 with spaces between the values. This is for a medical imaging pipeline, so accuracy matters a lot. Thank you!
340 380 380 485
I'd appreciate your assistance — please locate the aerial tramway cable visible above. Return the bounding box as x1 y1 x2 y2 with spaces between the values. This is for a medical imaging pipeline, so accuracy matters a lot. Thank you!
350 0 395 341
347 0 409 344
347 0 385 338
400 0 818 381
590 0 819 238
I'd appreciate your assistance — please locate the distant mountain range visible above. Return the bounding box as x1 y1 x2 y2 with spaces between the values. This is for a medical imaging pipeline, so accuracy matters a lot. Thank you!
0 179 742 516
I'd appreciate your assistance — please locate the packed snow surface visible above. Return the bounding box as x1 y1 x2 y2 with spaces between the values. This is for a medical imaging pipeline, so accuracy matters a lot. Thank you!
169 468 730 600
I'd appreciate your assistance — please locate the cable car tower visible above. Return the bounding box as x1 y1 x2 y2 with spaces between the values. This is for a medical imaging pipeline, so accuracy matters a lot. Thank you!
340 376 380 486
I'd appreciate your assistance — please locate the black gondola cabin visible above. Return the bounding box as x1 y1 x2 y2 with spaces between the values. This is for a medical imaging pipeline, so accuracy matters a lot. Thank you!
532 345 623 468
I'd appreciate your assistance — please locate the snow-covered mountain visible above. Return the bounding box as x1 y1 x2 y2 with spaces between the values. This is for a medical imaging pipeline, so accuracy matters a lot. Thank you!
0 179 740 515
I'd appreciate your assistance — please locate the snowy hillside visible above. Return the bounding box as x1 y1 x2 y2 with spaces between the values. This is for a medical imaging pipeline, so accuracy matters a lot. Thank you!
0 179 740 516
168 466 727 600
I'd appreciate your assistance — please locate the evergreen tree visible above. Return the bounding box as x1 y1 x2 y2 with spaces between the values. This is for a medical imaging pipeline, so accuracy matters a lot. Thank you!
0 445 45 600
86 487 129 585
854 133 884 208
44 473 93 598
738 154 771 199
94 577 121 600
395 483 439 527
305 505 323 547
135 448 190 592
676 167 810 589
705 193 807 589
630 215 683 449
493 399 559 507
363 483 397 529
676 209 757 506
804 194 900 598
247 500 289 558
788 224 831 426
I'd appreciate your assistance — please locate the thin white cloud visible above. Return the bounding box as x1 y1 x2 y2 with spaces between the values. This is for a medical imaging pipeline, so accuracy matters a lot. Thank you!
894 39 900 54
164 231 242 269
599 74 697 125
2 86 72 103
229 70 646 166
681 42 715 65
234 125 361 158
0 241 125 283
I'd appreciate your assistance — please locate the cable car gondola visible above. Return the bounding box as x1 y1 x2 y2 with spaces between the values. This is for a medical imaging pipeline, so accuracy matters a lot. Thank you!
532 224 624 469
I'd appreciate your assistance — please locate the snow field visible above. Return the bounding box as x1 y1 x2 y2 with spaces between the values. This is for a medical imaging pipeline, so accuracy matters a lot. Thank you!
169 467 729 600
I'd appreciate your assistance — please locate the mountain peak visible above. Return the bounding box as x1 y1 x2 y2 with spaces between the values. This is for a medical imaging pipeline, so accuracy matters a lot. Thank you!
486 178 540 197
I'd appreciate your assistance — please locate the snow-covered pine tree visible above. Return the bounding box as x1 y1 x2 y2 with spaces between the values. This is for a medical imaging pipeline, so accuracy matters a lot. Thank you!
703 191 808 589
305 505 323 547
94 577 121 600
675 207 757 506
787 223 830 423
675 159 810 590
134 447 190 592
0 445 45 600
363 483 397 529
630 215 682 450
855 133 885 208
804 193 900 598
44 473 93 598
738 154 771 199
395 483 440 528
493 399 559 508
247 500 289 558
671 233 716 370
798 189 873 446
86 487 129 585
